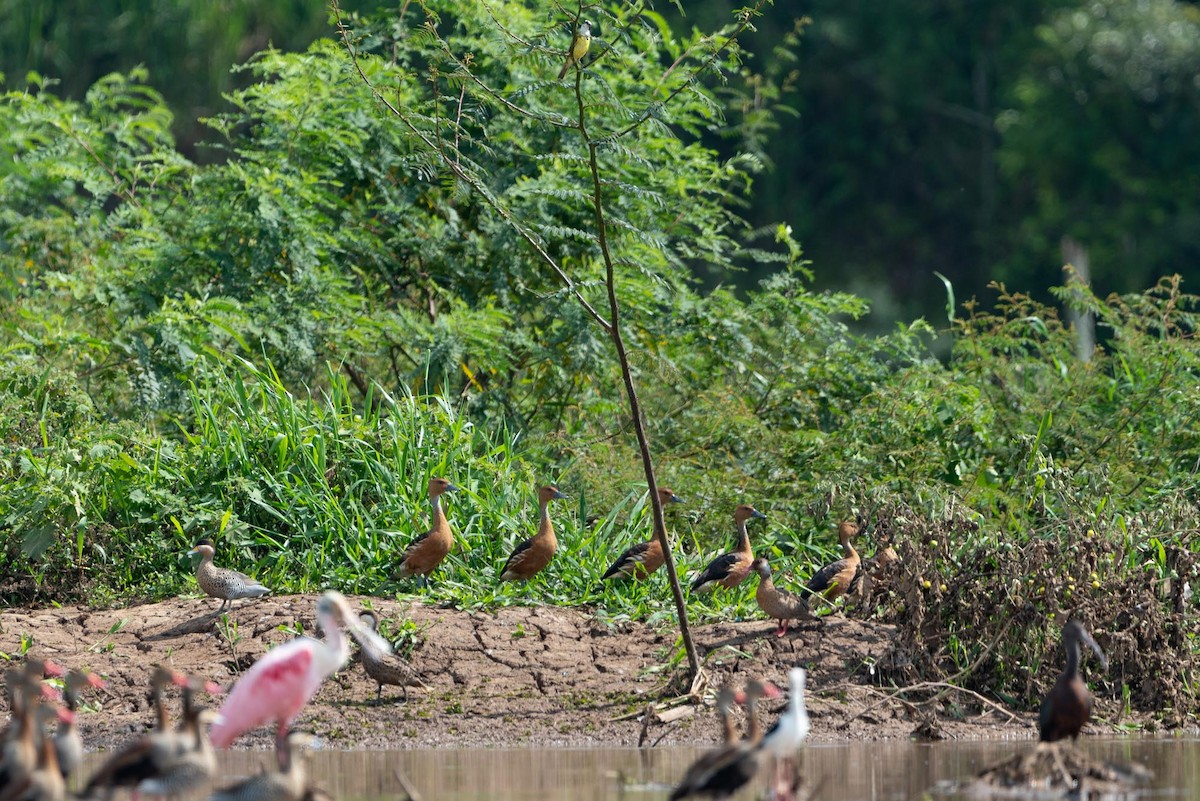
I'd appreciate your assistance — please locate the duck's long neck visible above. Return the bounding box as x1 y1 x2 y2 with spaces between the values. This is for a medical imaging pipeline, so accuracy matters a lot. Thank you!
538 500 555 541
153 682 170 730
719 701 736 744
735 522 751 554
430 493 446 529
840 532 858 559
745 694 764 743
1063 635 1081 680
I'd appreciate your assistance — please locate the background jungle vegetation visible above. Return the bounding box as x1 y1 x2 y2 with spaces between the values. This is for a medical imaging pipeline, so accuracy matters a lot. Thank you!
2 0 1199 721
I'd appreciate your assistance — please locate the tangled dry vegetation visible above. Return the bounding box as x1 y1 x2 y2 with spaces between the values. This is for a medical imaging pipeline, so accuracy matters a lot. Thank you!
853 501 1200 726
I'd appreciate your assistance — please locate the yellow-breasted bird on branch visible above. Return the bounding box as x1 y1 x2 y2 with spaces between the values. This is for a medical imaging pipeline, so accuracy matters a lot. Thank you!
557 20 592 80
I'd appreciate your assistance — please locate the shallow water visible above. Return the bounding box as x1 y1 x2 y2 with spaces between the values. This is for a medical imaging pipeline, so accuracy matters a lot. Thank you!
191 738 1196 800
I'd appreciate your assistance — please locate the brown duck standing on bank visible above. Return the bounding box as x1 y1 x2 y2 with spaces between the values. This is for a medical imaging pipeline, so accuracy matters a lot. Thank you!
208 729 314 801
187 540 271 613
801 517 864 612
393 477 461 582
54 669 106 780
690 505 767 593
498 485 568 582
669 679 778 801
81 666 192 800
357 612 427 703
600 488 685 581
1039 621 1108 742
750 558 810 636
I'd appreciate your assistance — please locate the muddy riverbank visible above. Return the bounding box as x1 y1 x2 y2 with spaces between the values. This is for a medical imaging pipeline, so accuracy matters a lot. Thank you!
0 594 1148 751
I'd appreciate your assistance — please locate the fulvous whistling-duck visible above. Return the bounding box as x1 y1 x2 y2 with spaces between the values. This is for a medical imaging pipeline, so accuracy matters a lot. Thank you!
761 668 810 791
750 558 810 636
846 545 900 601
393 478 461 580
690 505 766 593
668 685 739 798
209 729 314 801
801 517 864 611
188 540 271 613
53 669 105 780
1038 621 1107 742
498 485 568 582
669 679 778 801
357 612 427 703
601 487 684 581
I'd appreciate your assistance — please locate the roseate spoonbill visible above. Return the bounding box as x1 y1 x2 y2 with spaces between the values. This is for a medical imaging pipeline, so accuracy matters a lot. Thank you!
392 478 460 582
690 505 766 593
670 680 778 800
209 591 390 748
751 559 811 636
188 541 271 613
498 486 568 582
357 612 426 703
601 488 684 581
1039 621 1107 741
801 518 865 611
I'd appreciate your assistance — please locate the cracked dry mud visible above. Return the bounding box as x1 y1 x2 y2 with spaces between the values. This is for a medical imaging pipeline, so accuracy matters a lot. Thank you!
0 594 1104 751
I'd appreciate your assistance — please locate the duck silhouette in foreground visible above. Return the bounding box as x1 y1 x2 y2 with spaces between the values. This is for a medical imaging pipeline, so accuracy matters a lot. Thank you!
670 679 779 800
1039 620 1107 742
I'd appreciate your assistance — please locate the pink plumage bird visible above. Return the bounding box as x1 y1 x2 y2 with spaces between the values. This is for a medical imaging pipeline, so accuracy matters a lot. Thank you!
209 591 390 748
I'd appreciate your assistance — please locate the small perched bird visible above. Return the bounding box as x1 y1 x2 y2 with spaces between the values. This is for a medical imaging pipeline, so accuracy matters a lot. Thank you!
557 20 592 80
498 485 568 582
690 505 766 593
801 517 864 612
357 612 427 704
1039 621 1108 742
393 477 460 582
670 679 777 801
750 559 810 636
601 487 684 581
188 539 271 613
761 668 810 791
209 591 391 748
208 729 314 801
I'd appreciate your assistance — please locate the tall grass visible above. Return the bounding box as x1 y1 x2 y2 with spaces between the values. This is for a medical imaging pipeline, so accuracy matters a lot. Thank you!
0 355 833 625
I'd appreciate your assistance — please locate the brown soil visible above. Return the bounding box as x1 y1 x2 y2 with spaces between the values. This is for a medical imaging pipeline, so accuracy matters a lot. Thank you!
0 594 1148 751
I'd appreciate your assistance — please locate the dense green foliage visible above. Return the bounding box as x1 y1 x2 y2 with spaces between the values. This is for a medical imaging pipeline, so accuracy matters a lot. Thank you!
4 1 1199 323
2 0 1199 713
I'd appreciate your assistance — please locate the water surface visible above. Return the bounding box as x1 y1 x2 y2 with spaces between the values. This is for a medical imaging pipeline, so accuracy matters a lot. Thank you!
204 738 1198 800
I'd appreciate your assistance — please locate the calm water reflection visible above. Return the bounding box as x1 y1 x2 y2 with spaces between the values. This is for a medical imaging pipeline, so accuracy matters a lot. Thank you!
89 738 1200 800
